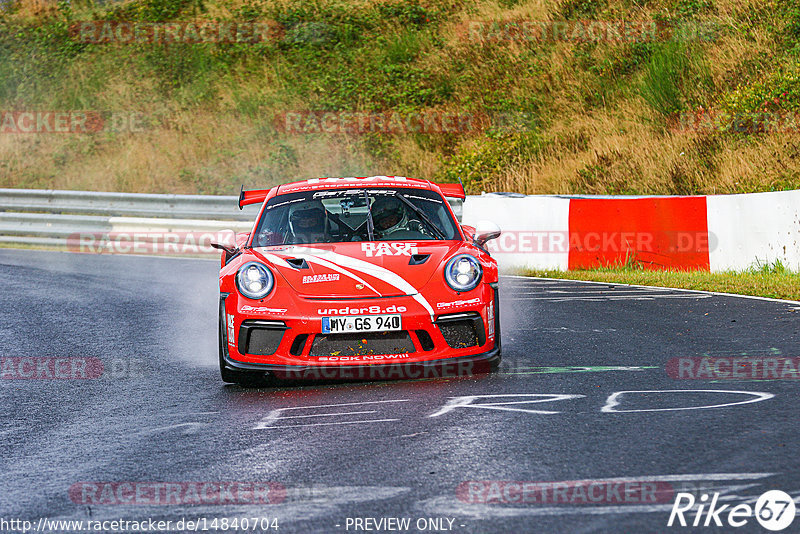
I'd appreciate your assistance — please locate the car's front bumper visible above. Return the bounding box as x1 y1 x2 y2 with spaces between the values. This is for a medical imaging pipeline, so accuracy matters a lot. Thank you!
221 342 500 380
220 283 500 378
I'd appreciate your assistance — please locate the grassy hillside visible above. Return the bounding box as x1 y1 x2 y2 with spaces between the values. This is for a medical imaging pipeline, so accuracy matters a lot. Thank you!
1 0 800 195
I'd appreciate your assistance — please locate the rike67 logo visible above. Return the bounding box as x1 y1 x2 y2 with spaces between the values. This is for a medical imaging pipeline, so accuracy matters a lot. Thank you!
668 490 796 531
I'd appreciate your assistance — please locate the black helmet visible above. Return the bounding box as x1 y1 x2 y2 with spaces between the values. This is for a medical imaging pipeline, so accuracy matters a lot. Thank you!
371 196 404 233
289 203 326 235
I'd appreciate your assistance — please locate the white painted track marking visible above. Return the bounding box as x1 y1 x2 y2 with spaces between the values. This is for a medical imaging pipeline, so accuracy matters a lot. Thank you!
514 288 688 295
506 275 800 306
428 394 585 417
503 279 715 301
271 410 378 419
601 390 775 413
254 399 409 429
505 283 711 302
511 294 711 302
148 422 207 433
262 419 399 429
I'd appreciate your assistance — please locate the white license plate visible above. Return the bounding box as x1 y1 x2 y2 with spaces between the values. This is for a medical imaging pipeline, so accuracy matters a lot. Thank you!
321 314 401 334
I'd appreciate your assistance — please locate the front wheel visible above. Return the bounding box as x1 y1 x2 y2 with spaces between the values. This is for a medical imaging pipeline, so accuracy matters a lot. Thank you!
489 286 501 371
489 352 502 372
219 309 266 386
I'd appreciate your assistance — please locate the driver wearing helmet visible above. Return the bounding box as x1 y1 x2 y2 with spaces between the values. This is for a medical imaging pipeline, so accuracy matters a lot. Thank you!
371 196 407 238
288 202 328 243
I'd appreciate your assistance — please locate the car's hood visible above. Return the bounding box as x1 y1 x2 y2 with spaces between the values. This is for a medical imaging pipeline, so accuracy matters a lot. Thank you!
252 241 461 299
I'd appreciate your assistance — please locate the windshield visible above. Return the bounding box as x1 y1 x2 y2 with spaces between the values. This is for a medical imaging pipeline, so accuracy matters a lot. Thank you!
252 187 460 247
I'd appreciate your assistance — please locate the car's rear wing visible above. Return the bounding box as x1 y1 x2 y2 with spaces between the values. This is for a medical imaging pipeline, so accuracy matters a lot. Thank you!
435 182 466 200
434 182 465 222
238 187 270 210
237 181 466 221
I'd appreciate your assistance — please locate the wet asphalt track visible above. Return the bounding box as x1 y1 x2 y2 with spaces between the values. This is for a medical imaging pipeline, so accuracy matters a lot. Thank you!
0 249 799 534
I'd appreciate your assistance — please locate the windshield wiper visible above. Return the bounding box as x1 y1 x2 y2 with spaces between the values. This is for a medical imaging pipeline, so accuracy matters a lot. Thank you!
363 189 375 241
393 193 446 240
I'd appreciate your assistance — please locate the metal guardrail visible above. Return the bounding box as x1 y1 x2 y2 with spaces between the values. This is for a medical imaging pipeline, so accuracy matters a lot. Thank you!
0 188 255 220
0 188 465 252
0 189 258 251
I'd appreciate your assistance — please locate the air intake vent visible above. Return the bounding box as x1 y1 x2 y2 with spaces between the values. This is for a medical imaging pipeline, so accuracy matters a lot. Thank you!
409 254 430 265
310 331 416 357
285 258 309 269
290 334 309 356
435 313 485 349
415 329 435 351
237 320 287 356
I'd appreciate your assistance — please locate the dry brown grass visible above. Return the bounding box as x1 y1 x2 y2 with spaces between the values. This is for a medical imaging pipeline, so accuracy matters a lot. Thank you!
0 116 388 193
460 0 800 196
1 0 799 194
495 104 800 196
8 0 59 19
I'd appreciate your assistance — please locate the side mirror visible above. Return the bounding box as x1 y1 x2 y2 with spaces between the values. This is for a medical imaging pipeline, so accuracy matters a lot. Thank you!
211 242 238 265
474 220 501 247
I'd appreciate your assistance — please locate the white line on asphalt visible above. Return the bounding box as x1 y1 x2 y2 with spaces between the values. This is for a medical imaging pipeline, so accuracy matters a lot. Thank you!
268 399 409 410
501 366 657 375
514 289 675 297
504 275 800 306
276 410 378 419
601 390 775 413
254 399 409 429
262 418 400 429
572 473 775 483
510 294 711 301
163 411 220 416
503 284 624 289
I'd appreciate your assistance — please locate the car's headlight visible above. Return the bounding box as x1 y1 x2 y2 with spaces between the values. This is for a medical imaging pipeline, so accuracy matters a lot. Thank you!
444 254 482 292
236 262 274 299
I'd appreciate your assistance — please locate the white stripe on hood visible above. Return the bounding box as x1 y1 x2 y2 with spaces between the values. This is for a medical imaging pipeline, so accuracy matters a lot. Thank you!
261 250 379 296
291 247 435 319
294 254 380 295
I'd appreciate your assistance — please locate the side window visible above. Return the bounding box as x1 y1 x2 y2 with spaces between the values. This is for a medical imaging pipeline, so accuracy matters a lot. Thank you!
433 204 451 238
256 207 289 246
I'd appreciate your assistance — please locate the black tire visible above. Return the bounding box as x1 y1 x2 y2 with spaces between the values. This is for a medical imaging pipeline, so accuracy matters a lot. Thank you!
219 309 266 386
489 287 502 371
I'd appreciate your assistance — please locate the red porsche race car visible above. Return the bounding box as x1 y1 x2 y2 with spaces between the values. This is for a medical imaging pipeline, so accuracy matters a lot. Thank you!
214 175 502 385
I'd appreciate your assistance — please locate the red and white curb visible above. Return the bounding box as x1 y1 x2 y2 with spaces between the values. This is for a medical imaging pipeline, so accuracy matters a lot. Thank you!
463 190 800 272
